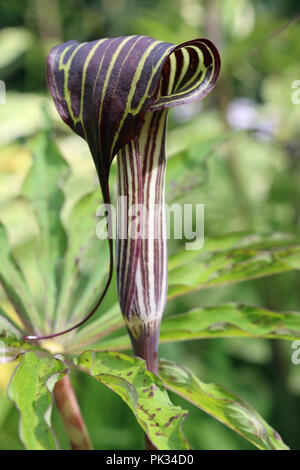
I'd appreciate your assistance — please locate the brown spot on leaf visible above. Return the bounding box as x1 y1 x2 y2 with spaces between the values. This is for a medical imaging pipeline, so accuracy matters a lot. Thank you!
164 414 182 427
148 385 156 398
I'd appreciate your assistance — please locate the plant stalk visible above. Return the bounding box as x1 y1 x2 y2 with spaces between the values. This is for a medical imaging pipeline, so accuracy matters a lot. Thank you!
130 326 159 450
53 374 93 450
130 327 159 375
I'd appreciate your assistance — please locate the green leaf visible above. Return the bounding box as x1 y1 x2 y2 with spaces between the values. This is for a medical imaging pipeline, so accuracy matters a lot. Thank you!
0 92 55 145
168 232 300 270
69 301 300 353
8 351 68 450
0 223 41 333
77 350 189 450
0 27 33 78
168 235 300 299
158 359 289 450
74 333 130 353
0 132 112 341
22 130 70 328
166 132 236 202
54 191 109 332
0 309 40 361
66 304 124 350
0 308 24 335
0 309 25 362
159 303 300 342
166 116 231 159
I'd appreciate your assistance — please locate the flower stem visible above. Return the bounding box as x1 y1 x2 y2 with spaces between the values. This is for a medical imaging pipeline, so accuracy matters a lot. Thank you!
130 326 159 374
130 325 159 450
53 375 93 450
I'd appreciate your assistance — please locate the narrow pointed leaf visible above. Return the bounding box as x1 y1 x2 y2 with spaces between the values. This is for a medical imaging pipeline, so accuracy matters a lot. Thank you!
64 241 110 322
8 352 68 450
76 350 189 450
66 304 124 349
158 359 289 450
22 130 70 328
54 190 110 332
0 223 40 334
168 232 300 270
158 303 300 342
168 244 300 299
76 302 300 352
71 333 130 353
0 308 41 361
0 307 24 335
0 309 28 363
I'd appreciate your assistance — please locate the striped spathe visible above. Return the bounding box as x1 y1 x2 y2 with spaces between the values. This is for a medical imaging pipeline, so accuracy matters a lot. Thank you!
46 35 220 362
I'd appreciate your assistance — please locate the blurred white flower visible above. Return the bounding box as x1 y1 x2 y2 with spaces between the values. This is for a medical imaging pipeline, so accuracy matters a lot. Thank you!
226 98 258 130
227 97 278 141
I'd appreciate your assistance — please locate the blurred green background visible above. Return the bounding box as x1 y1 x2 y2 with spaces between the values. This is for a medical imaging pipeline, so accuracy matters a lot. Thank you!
0 0 300 450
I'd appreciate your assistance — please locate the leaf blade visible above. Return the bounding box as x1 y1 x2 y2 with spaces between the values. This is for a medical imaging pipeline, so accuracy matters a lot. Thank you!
168 240 300 299
158 359 289 450
76 350 189 450
68 302 300 353
159 303 300 342
0 309 27 363
8 352 68 450
22 130 70 328
0 223 40 333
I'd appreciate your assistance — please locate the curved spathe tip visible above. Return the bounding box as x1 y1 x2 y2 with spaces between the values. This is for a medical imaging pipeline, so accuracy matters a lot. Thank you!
47 35 221 168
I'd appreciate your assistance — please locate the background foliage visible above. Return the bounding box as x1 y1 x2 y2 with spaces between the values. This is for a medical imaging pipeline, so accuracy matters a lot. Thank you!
0 0 300 450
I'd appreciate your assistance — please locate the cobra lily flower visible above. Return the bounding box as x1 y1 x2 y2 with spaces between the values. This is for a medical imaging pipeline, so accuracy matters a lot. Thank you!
30 35 220 372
